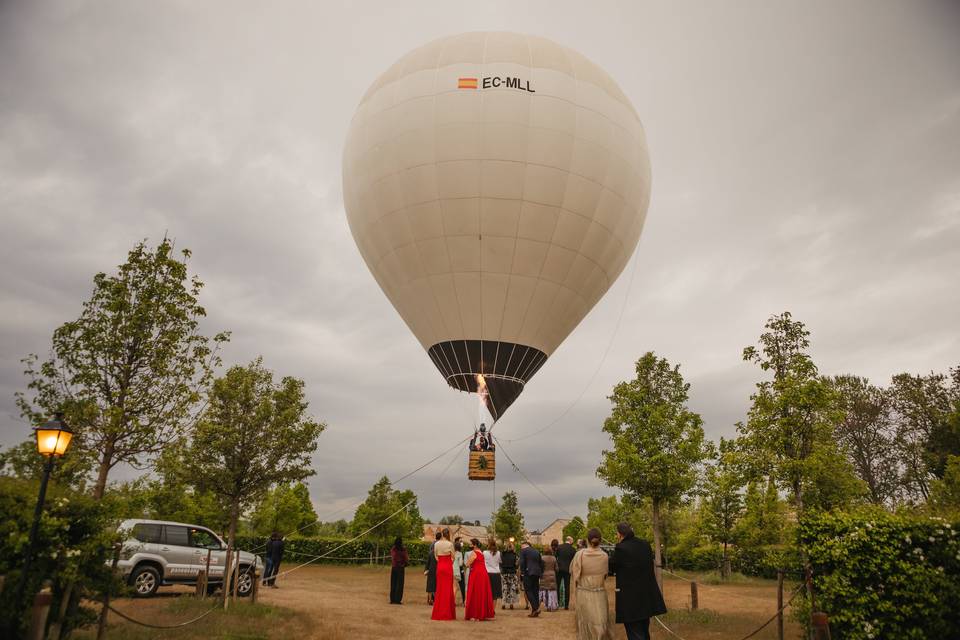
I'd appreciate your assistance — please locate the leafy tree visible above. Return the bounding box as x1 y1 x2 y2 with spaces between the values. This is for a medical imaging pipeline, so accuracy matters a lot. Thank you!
351 476 423 546
700 438 743 577
251 482 319 537
439 514 465 525
828 375 901 505
738 312 859 513
15 238 228 499
733 477 786 547
314 519 350 537
889 370 958 501
181 359 324 605
491 491 524 543
585 495 649 546
562 516 586 541
597 352 709 585
929 455 960 514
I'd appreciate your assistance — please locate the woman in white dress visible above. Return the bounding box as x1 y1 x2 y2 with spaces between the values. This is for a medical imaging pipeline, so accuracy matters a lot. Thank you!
482 538 503 609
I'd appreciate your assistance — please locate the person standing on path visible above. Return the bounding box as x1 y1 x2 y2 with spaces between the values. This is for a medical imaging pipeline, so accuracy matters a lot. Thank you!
464 538 495 620
453 538 465 605
540 546 559 611
431 529 457 620
483 538 503 609
425 531 441 604
264 532 284 588
608 522 666 640
519 540 543 617
570 528 613 640
389 536 408 604
500 540 520 610
556 536 577 609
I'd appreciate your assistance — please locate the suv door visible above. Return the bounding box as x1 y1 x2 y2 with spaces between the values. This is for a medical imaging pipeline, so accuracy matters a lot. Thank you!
189 527 225 580
162 525 197 580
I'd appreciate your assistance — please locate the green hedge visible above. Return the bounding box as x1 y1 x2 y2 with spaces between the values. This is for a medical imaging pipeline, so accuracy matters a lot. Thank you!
234 535 433 566
666 544 802 579
800 510 960 639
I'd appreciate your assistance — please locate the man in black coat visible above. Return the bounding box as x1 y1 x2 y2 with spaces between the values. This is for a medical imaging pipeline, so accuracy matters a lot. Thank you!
518 541 543 617
555 536 577 609
608 522 666 640
264 532 285 588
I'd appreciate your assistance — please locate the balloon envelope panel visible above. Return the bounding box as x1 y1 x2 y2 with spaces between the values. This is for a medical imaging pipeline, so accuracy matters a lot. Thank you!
343 32 650 419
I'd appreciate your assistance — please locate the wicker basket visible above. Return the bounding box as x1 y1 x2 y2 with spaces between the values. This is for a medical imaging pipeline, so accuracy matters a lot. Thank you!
468 449 495 481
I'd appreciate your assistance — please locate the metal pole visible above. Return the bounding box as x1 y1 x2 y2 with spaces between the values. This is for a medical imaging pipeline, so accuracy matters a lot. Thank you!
15 456 55 610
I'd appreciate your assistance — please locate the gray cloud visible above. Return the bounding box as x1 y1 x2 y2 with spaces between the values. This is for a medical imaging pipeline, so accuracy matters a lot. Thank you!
1 0 958 526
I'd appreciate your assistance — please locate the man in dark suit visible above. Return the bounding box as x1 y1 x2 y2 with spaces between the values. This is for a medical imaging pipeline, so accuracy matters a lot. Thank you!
608 522 667 640
518 540 543 617
555 536 577 609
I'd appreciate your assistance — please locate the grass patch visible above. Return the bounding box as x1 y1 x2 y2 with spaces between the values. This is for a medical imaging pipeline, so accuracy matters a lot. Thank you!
74 597 309 640
662 608 722 624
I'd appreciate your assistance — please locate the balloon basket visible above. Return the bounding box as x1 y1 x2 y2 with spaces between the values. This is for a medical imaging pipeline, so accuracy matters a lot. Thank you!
468 450 495 481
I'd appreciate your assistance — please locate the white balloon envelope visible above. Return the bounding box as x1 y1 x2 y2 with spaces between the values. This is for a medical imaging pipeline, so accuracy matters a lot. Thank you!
343 31 651 421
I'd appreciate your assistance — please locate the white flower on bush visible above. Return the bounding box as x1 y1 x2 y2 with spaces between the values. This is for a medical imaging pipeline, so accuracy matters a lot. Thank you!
905 535 912 544
66 549 81 558
864 621 875 638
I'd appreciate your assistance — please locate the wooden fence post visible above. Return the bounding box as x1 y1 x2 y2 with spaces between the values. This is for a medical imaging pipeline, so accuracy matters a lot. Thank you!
811 611 831 640
47 581 75 640
96 542 121 640
690 581 698 610
777 570 785 640
196 570 207 598
28 583 53 640
251 568 260 603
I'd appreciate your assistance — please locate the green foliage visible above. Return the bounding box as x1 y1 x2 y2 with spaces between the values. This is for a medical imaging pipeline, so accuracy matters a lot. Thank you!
929 455 960 514
733 478 787 548
182 358 325 556
586 495 649 543
15 238 228 499
233 535 432 565
598 352 708 572
699 437 743 565
251 482 319 537
313 519 350 537
800 510 960 639
665 543 802 579
0 477 116 637
739 312 863 513
351 476 423 545
492 491 525 543
438 514 464 525
829 375 901 505
562 516 586 541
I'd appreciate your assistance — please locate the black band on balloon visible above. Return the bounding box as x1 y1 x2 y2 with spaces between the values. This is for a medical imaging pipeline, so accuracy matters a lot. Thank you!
427 340 548 421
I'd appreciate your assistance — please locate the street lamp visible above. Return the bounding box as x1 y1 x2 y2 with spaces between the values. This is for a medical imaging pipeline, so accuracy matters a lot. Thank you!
15 413 73 609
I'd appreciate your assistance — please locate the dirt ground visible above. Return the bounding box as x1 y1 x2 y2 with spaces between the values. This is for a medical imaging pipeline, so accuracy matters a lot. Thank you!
100 565 803 639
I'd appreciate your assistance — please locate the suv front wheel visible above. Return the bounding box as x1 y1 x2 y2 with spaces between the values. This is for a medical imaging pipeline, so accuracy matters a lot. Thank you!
236 566 254 597
130 565 160 597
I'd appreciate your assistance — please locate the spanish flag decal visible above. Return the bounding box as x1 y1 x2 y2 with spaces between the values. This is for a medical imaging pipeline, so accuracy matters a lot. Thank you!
458 77 478 89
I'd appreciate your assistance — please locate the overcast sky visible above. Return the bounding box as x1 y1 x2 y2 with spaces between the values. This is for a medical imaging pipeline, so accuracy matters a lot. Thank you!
1 0 958 530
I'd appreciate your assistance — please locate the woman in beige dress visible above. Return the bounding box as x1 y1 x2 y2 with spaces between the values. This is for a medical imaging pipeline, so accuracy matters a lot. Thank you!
570 528 613 640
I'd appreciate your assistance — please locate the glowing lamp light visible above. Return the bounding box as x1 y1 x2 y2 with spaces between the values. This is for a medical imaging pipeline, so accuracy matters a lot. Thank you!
34 413 73 457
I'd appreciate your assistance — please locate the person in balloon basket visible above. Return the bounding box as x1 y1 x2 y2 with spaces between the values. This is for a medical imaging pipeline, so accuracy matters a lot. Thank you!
519 540 543 617
425 531 441 604
608 522 667 640
431 528 457 620
263 532 284 588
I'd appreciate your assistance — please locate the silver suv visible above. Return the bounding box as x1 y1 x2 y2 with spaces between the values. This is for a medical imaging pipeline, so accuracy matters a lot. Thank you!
116 519 261 598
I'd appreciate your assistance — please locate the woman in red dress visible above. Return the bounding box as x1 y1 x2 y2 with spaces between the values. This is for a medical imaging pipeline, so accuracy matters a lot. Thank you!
464 538 495 621
431 528 457 620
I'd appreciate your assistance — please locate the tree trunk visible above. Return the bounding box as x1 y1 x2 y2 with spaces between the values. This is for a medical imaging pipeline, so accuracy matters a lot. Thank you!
651 498 663 589
722 541 729 579
92 441 116 500
223 499 239 611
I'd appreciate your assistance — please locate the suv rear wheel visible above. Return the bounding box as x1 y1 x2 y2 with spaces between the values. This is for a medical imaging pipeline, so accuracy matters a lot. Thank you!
130 565 160 597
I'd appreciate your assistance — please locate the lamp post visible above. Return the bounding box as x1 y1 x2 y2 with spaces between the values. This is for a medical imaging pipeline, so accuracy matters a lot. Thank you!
14 413 73 609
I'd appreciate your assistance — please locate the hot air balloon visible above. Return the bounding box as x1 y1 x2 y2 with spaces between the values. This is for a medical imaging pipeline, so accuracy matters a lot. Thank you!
343 32 651 426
